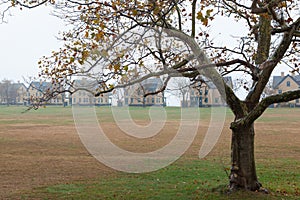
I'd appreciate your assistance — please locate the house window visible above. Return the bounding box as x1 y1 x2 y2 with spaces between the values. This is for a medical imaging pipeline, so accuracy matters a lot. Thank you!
204 97 208 103
278 90 282 94
152 98 155 103
130 98 134 104
205 89 208 95
287 81 290 87
296 99 299 103
214 98 219 103
125 98 128 104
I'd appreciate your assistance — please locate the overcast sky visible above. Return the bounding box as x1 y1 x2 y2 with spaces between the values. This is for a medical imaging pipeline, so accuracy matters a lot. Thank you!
0 6 65 82
0 6 288 85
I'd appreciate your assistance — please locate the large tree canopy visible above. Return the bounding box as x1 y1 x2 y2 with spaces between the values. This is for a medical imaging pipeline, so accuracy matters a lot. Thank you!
2 0 299 192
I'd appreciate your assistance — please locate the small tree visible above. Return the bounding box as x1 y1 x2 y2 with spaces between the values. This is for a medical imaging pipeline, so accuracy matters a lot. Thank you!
2 0 299 192
112 88 125 106
0 79 18 106
169 77 191 107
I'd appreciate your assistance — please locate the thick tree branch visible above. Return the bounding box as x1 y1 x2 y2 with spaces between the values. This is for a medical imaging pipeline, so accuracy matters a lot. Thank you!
236 90 300 127
174 3 182 31
271 17 300 35
251 0 285 14
246 17 300 105
191 0 197 38
165 27 246 117
177 59 257 74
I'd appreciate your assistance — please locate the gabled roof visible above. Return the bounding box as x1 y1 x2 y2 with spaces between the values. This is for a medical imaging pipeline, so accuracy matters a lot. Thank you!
140 78 163 93
223 76 233 88
28 81 65 93
193 76 233 89
73 79 111 96
9 83 26 91
29 81 52 92
272 75 300 89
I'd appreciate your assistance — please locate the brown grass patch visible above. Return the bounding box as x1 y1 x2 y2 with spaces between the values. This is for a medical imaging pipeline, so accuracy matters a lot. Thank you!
0 107 299 199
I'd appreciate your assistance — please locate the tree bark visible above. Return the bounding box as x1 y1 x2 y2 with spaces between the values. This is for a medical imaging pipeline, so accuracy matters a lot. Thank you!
229 123 262 191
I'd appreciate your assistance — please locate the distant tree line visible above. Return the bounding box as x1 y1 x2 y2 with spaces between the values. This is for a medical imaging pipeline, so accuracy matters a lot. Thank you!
0 79 20 106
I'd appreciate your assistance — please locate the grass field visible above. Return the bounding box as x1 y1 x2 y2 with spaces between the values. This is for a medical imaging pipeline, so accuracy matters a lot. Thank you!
0 106 299 199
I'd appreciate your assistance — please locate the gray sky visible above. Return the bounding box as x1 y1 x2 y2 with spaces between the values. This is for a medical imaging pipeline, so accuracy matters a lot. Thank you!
0 6 288 86
0 6 65 82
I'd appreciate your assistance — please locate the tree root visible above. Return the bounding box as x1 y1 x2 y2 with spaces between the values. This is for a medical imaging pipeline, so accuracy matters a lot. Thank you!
226 183 270 195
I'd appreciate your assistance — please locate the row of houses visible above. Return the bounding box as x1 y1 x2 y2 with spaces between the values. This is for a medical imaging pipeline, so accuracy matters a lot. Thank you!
0 81 66 106
1 72 299 107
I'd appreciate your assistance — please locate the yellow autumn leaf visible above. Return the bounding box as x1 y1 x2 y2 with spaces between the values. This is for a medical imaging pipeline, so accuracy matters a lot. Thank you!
100 22 105 29
100 50 109 58
95 31 104 41
206 9 213 17
82 50 89 60
114 64 120 71
197 11 204 20
132 9 138 16
85 31 89 38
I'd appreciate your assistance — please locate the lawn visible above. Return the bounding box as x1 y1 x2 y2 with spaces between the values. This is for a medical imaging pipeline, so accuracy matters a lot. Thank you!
0 106 299 199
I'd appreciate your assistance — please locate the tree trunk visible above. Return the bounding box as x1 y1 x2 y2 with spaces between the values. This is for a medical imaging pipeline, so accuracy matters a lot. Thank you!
229 123 262 191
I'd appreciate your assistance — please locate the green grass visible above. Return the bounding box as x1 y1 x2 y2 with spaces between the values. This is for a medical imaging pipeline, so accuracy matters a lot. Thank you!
0 105 74 125
94 106 232 122
19 159 300 200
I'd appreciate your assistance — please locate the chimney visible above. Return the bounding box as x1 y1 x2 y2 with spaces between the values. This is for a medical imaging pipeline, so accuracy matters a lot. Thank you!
281 72 284 77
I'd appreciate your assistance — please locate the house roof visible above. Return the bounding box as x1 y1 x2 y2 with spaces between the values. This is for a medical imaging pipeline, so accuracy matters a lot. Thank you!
73 79 111 96
193 76 233 89
29 81 66 93
272 75 300 89
140 78 163 93
9 83 26 91
29 81 52 92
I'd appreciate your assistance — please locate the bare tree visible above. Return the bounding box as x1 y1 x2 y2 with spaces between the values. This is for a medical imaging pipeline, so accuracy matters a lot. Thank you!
112 88 124 106
168 77 190 107
0 79 18 106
